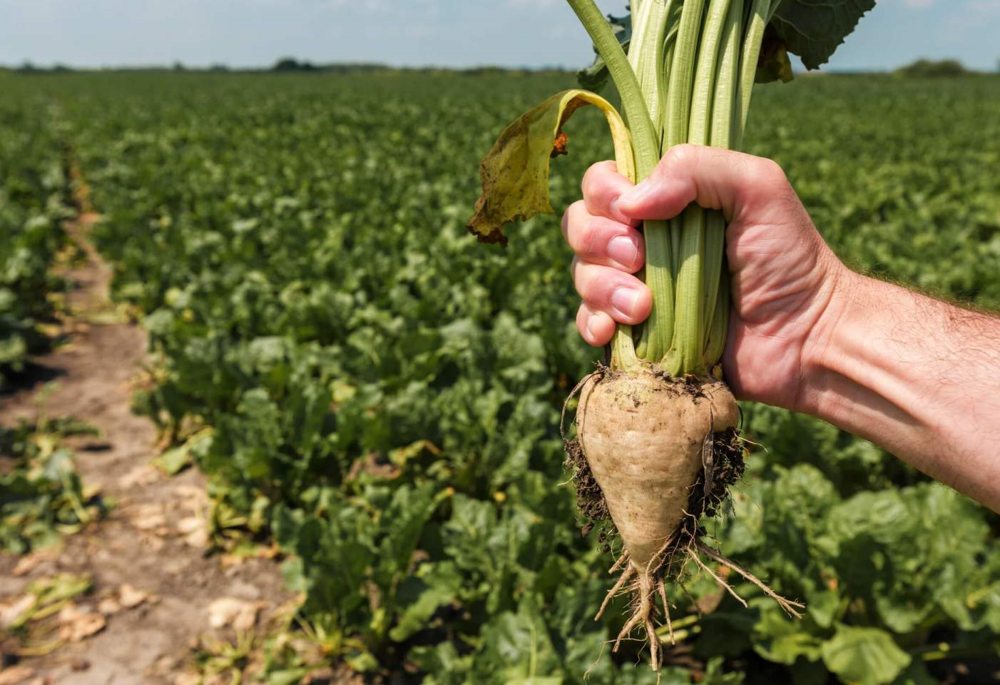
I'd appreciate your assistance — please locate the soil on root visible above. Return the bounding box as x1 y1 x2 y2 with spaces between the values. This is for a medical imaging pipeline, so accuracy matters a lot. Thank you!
563 437 609 539
561 368 799 671
563 367 745 560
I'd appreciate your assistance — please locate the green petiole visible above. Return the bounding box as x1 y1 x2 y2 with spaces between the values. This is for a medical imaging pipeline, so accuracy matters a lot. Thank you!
736 0 771 147
668 0 728 375
703 0 743 366
566 0 660 178
568 0 776 376
568 0 675 370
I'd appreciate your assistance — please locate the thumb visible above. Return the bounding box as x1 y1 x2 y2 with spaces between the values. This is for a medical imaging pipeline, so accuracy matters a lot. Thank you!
616 144 788 223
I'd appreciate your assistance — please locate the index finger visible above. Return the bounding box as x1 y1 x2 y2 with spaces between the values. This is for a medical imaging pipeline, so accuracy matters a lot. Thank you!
581 161 640 227
617 145 792 225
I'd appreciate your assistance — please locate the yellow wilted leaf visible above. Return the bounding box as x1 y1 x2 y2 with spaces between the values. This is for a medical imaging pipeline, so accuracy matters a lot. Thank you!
467 89 633 246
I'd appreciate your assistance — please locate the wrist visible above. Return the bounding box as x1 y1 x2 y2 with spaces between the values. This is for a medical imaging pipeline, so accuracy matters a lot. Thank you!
793 258 864 418
795 268 932 456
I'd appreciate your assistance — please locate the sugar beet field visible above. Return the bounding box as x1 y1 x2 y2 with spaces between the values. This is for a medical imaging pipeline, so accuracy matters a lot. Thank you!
2 70 1000 683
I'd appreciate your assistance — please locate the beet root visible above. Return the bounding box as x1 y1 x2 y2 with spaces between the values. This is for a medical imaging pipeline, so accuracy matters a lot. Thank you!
564 367 803 671
577 368 739 572
573 367 787 670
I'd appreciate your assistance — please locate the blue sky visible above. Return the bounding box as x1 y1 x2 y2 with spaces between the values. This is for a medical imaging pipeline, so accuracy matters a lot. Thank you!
1 0 998 71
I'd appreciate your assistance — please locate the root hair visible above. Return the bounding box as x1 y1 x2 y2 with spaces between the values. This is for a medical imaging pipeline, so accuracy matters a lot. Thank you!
565 371 801 672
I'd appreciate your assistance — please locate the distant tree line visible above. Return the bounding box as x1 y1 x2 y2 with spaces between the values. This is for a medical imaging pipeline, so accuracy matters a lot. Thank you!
895 59 971 77
271 57 389 73
0 59 393 74
4 57 997 77
6 62 75 74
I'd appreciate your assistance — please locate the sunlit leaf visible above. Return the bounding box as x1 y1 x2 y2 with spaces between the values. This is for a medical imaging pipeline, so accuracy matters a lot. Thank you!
821 624 910 685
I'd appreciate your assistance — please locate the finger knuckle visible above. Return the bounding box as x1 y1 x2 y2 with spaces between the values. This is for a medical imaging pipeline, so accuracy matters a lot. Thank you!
573 264 605 302
581 164 602 197
664 143 696 170
581 218 606 256
562 200 583 237
757 157 788 187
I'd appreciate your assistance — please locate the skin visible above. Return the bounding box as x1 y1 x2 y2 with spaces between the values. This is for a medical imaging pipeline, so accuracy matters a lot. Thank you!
563 144 1000 512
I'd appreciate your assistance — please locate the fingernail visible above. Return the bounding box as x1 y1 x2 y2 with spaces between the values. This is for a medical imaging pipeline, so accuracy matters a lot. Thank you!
611 288 639 318
585 315 601 341
607 235 639 267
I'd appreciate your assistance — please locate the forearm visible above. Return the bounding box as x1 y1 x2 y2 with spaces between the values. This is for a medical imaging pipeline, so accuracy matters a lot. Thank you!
799 270 1000 511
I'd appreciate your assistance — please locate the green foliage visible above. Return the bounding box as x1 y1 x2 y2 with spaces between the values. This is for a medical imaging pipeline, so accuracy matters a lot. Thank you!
769 0 877 70
13 70 1000 682
821 625 911 685
0 87 72 382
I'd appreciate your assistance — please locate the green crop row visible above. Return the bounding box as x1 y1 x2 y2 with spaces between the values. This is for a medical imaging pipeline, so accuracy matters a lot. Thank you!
0 77 73 383
11 71 1000 683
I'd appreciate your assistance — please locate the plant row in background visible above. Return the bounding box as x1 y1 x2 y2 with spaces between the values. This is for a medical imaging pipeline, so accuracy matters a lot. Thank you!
0 81 107 562
0 81 73 384
7 71 1000 683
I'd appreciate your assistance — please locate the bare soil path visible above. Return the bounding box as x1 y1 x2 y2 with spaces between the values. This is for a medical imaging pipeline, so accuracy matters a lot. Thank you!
0 214 290 684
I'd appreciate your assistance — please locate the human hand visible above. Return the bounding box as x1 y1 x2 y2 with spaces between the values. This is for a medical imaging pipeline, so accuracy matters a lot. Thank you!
562 144 850 411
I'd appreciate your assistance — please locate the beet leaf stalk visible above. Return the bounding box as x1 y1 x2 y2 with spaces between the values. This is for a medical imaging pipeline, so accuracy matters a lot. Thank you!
568 0 764 375
467 0 875 670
